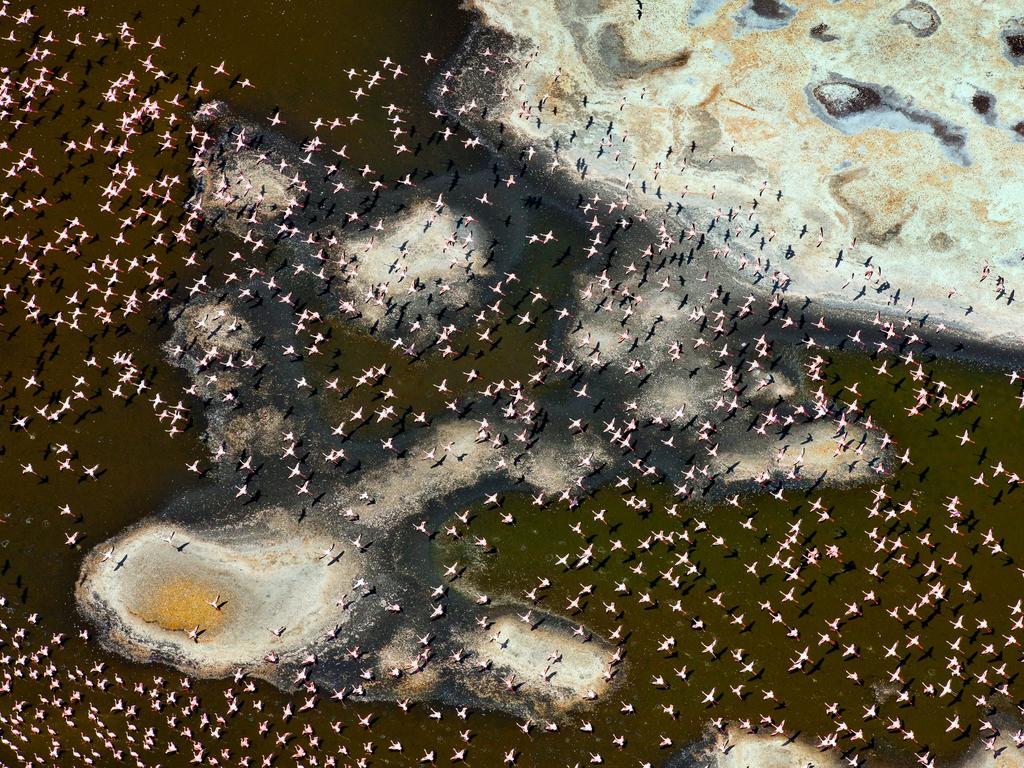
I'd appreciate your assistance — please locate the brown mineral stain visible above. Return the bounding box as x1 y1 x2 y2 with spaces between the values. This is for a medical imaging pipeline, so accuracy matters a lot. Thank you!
829 167 917 246
129 577 226 633
698 83 722 109
929 231 954 251
726 97 756 112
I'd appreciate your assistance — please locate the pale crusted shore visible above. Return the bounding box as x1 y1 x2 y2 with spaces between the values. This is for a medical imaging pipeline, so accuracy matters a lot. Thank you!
454 0 1024 348
76 511 365 677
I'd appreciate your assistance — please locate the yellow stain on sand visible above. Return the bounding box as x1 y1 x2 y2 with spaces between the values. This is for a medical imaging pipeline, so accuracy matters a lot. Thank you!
128 577 228 634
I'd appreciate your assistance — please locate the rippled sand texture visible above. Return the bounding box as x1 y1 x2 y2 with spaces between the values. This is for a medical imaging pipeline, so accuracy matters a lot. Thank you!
454 0 1024 346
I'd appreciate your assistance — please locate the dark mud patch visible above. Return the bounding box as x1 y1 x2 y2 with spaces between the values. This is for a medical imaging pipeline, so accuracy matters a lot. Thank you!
971 90 997 125
1003 29 1024 63
891 1 940 37
733 0 797 33
810 22 838 42
812 81 882 118
807 77 970 166
595 24 692 80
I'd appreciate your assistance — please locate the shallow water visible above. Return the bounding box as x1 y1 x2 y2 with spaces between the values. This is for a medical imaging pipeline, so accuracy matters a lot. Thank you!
455 350 1024 756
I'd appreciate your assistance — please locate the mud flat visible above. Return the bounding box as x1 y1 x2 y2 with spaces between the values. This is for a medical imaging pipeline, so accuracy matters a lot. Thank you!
678 728 1024 768
683 731 845 768
714 418 889 487
190 103 502 344
336 198 496 338
466 615 612 711
322 419 499 530
452 0 1024 348
76 511 364 677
